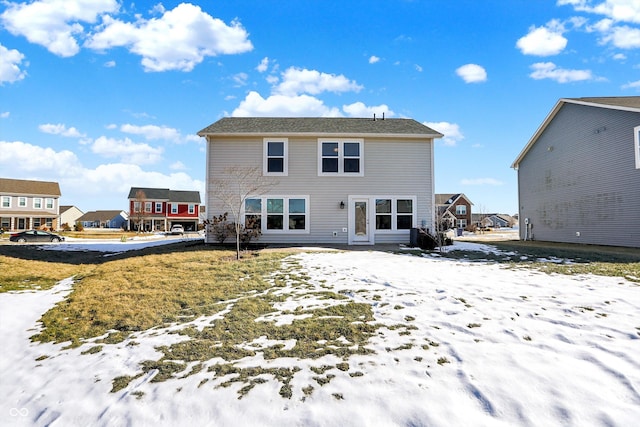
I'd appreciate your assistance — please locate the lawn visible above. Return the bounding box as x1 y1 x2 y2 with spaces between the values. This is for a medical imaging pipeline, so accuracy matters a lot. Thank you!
1 239 639 426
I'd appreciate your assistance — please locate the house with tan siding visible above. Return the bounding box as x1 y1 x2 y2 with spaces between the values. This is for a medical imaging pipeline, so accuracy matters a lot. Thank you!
512 97 640 248
0 178 62 231
198 117 442 245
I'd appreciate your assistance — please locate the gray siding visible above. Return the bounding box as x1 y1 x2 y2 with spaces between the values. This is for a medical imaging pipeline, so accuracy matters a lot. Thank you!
518 103 640 247
207 136 434 245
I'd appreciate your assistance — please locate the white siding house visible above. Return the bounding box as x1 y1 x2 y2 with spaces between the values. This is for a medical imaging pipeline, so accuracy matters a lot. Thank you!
512 97 640 248
198 117 442 245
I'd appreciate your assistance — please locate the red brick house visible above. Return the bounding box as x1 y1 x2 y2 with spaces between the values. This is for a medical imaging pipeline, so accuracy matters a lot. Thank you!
435 193 473 230
127 187 201 232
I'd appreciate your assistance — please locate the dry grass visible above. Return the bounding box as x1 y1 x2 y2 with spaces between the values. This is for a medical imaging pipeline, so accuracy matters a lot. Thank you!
0 255 89 292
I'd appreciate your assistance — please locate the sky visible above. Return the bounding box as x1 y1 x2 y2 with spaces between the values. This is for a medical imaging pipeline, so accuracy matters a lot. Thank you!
1 0 640 215
1 239 639 425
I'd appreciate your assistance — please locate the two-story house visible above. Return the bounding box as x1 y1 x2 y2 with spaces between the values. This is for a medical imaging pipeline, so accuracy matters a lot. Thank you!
127 187 201 232
0 177 62 231
435 193 473 231
197 117 442 245
512 96 640 247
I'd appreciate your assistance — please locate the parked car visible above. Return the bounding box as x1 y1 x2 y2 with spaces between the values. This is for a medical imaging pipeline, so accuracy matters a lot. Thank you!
10 230 65 243
168 225 184 235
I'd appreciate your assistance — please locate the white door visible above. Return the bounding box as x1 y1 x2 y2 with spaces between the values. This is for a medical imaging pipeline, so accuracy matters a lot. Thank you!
351 199 370 244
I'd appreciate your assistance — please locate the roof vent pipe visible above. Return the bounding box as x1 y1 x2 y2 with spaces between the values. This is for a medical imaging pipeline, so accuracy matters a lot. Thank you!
373 113 376 121
382 112 385 120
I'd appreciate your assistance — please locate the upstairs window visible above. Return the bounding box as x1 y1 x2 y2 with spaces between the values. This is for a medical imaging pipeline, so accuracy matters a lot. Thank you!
1 196 10 208
45 198 54 209
171 204 178 214
34 198 42 209
264 139 288 176
455 205 467 215
188 204 195 214
18 197 26 207
144 202 152 213
133 201 141 213
318 139 364 176
155 202 163 213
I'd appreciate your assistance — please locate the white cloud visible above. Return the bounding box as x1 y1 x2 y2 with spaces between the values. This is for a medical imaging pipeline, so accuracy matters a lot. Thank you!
0 0 119 57
369 55 380 64
170 161 187 171
104 60 116 67
342 102 394 118
559 0 640 24
529 62 595 82
0 140 203 209
273 67 363 96
415 64 423 72
516 21 568 56
256 57 269 72
85 3 253 72
460 178 504 186
455 64 487 83
231 91 341 117
1 112 9 119
91 136 163 164
622 79 640 89
599 23 640 48
424 122 464 146
232 72 249 87
39 123 85 137
120 124 182 143
0 43 27 84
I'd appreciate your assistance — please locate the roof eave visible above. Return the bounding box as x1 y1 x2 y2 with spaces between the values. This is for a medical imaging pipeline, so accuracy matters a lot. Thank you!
198 131 442 139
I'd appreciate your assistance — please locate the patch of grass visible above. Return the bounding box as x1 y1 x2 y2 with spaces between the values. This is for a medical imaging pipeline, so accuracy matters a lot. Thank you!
0 255 88 292
81 345 103 355
437 357 450 365
467 323 482 328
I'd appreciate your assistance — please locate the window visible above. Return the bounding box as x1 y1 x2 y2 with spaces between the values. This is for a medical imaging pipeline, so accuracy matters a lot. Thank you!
155 202 162 213
171 204 178 214
1 196 10 208
375 197 415 231
188 204 195 214
34 198 42 209
264 139 288 176
1 217 9 228
635 125 640 169
457 219 467 228
18 197 26 207
244 196 309 233
144 202 152 213
45 198 54 209
46 218 53 227
318 139 364 176
133 201 141 213
455 205 467 215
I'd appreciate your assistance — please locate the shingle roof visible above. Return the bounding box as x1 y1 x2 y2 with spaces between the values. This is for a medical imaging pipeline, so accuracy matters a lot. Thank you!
198 117 443 138
0 178 61 196
435 193 459 205
128 187 201 203
568 96 640 110
78 210 126 222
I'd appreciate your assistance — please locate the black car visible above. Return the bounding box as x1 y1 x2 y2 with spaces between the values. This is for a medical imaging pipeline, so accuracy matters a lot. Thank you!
9 230 65 243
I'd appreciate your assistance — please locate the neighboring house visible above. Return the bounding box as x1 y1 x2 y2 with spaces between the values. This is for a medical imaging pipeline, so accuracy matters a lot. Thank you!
127 187 201 232
512 96 640 248
472 213 516 229
435 193 473 230
197 117 442 245
0 177 61 231
59 205 84 229
78 210 128 229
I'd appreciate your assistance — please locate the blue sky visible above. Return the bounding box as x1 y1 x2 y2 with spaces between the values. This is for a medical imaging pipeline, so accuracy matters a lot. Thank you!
1 0 640 215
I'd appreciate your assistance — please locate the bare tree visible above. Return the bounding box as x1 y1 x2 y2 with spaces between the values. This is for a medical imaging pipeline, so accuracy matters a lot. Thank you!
132 189 147 233
209 166 278 260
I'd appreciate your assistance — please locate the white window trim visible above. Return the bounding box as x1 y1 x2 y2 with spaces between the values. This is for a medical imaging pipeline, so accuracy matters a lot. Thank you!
317 139 364 177
1 196 10 208
171 203 178 214
243 195 310 234
144 202 152 213
18 197 26 207
455 205 467 215
155 202 163 213
635 125 640 169
133 201 141 213
45 198 54 209
33 197 43 209
373 196 417 232
188 204 195 214
263 138 288 176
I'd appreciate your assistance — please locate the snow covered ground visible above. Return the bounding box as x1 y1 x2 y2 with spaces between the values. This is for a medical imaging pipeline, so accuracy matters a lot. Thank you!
1 240 639 426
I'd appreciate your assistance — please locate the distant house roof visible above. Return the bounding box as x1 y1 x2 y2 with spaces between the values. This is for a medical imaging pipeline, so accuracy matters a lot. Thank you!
512 96 640 169
435 193 473 206
78 210 126 222
0 177 61 196
128 187 201 204
198 117 443 139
